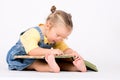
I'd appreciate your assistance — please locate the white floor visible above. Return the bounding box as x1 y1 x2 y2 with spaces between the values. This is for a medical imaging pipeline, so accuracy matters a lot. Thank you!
0 63 120 80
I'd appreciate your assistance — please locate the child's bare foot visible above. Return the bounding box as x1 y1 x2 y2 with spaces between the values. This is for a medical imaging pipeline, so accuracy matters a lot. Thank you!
73 58 87 72
45 54 60 73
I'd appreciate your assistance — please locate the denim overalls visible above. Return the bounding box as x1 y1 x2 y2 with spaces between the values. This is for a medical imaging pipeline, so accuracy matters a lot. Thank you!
6 26 53 70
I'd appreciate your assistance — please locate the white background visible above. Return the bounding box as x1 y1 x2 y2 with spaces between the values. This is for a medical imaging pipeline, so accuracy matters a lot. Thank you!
0 0 120 79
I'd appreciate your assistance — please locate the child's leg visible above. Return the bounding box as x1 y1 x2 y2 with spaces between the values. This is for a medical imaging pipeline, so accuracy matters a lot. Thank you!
26 60 51 72
73 58 87 72
45 53 60 73
57 58 86 72
26 54 60 73
58 61 78 71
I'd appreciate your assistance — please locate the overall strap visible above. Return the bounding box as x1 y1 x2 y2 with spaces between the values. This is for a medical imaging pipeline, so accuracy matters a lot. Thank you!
34 26 53 49
34 26 44 43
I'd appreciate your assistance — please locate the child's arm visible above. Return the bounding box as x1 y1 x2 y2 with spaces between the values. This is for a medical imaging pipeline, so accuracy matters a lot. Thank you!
63 48 75 56
63 48 84 60
28 47 50 56
28 47 63 56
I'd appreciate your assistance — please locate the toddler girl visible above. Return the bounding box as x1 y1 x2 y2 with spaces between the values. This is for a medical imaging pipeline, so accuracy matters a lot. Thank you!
6 6 86 73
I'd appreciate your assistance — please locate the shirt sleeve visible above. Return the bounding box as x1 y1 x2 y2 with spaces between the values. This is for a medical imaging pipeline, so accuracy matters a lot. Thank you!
53 41 69 51
20 28 40 53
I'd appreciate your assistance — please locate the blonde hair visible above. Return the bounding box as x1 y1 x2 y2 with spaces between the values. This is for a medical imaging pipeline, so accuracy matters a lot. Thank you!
46 5 73 29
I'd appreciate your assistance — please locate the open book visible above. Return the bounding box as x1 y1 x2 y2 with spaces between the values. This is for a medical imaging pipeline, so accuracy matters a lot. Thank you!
14 55 98 72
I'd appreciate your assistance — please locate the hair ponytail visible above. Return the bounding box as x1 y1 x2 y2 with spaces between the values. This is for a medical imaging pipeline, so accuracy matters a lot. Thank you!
51 5 56 13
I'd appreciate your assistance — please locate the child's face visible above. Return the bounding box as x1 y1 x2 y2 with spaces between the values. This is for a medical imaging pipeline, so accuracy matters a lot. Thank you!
46 23 72 44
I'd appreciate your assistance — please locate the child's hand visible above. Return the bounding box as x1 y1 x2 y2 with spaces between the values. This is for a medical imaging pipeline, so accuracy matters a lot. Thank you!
71 51 84 60
50 49 64 56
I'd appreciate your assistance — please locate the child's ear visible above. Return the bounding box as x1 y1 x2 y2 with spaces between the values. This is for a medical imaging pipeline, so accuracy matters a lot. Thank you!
45 21 52 29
